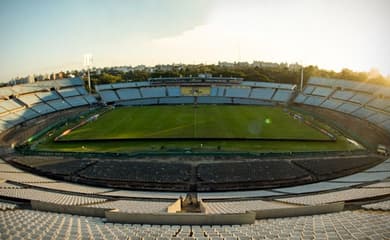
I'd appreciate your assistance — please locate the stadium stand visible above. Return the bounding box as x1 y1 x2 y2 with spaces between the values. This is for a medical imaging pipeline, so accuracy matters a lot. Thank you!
272 89 293 102
35 90 60 102
225 87 251 98
116 88 142 100
295 77 390 133
140 87 166 98
57 88 80 98
95 79 296 106
166 86 181 97
65 96 89 107
0 78 96 133
78 161 192 184
99 90 119 103
249 88 275 100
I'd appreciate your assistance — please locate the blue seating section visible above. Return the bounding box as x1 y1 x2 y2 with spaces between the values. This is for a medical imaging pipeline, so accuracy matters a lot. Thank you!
272 90 293 102
320 99 343 110
0 78 96 133
76 87 88 95
241 81 295 90
367 98 390 111
65 96 89 107
336 103 360 114
35 91 60 102
13 108 40 120
166 87 181 97
303 86 315 94
294 94 307 104
46 99 72 111
249 88 275 100
84 95 97 104
140 87 166 98
295 77 390 133
311 87 333 97
367 113 389 124
351 107 376 119
55 77 84 87
210 87 218 96
213 87 226 97
159 97 195 105
116 88 141 100
349 93 373 104
100 90 119 103
332 90 355 100
225 88 250 98
57 88 80 98
304 96 325 106
31 103 56 115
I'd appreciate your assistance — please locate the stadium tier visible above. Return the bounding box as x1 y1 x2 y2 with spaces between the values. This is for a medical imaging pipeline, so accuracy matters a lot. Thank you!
0 75 390 234
295 77 390 133
95 80 296 106
0 77 96 133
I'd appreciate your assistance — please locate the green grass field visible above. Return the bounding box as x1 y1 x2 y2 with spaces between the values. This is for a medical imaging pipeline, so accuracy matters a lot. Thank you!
60 105 330 140
35 105 364 153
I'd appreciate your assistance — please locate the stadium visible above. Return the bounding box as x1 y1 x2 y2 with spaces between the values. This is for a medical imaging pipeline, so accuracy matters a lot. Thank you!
0 74 389 239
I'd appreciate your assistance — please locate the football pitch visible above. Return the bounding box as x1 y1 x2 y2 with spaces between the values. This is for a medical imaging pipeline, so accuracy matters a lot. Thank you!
60 105 330 141
36 105 363 153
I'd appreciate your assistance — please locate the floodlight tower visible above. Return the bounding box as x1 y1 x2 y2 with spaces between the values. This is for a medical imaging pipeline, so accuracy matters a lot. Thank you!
300 61 304 92
83 54 93 93
300 65 304 91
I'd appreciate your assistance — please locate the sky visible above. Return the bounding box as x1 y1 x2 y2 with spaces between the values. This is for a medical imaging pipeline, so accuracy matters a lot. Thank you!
0 0 389 82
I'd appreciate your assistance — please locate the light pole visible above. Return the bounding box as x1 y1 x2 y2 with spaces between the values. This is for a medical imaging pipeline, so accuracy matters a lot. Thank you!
83 54 93 93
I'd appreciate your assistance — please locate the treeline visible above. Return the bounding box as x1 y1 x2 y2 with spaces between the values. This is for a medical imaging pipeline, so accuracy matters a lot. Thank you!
89 64 389 87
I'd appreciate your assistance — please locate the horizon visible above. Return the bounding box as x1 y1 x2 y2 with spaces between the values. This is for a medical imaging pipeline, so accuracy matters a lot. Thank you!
1 0 390 82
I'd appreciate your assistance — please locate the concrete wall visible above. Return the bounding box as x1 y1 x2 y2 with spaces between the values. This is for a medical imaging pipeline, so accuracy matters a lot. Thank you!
255 202 344 219
106 210 256 225
31 200 107 217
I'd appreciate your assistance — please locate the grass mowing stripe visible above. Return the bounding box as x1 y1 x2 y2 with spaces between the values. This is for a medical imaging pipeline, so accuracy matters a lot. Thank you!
61 105 331 140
